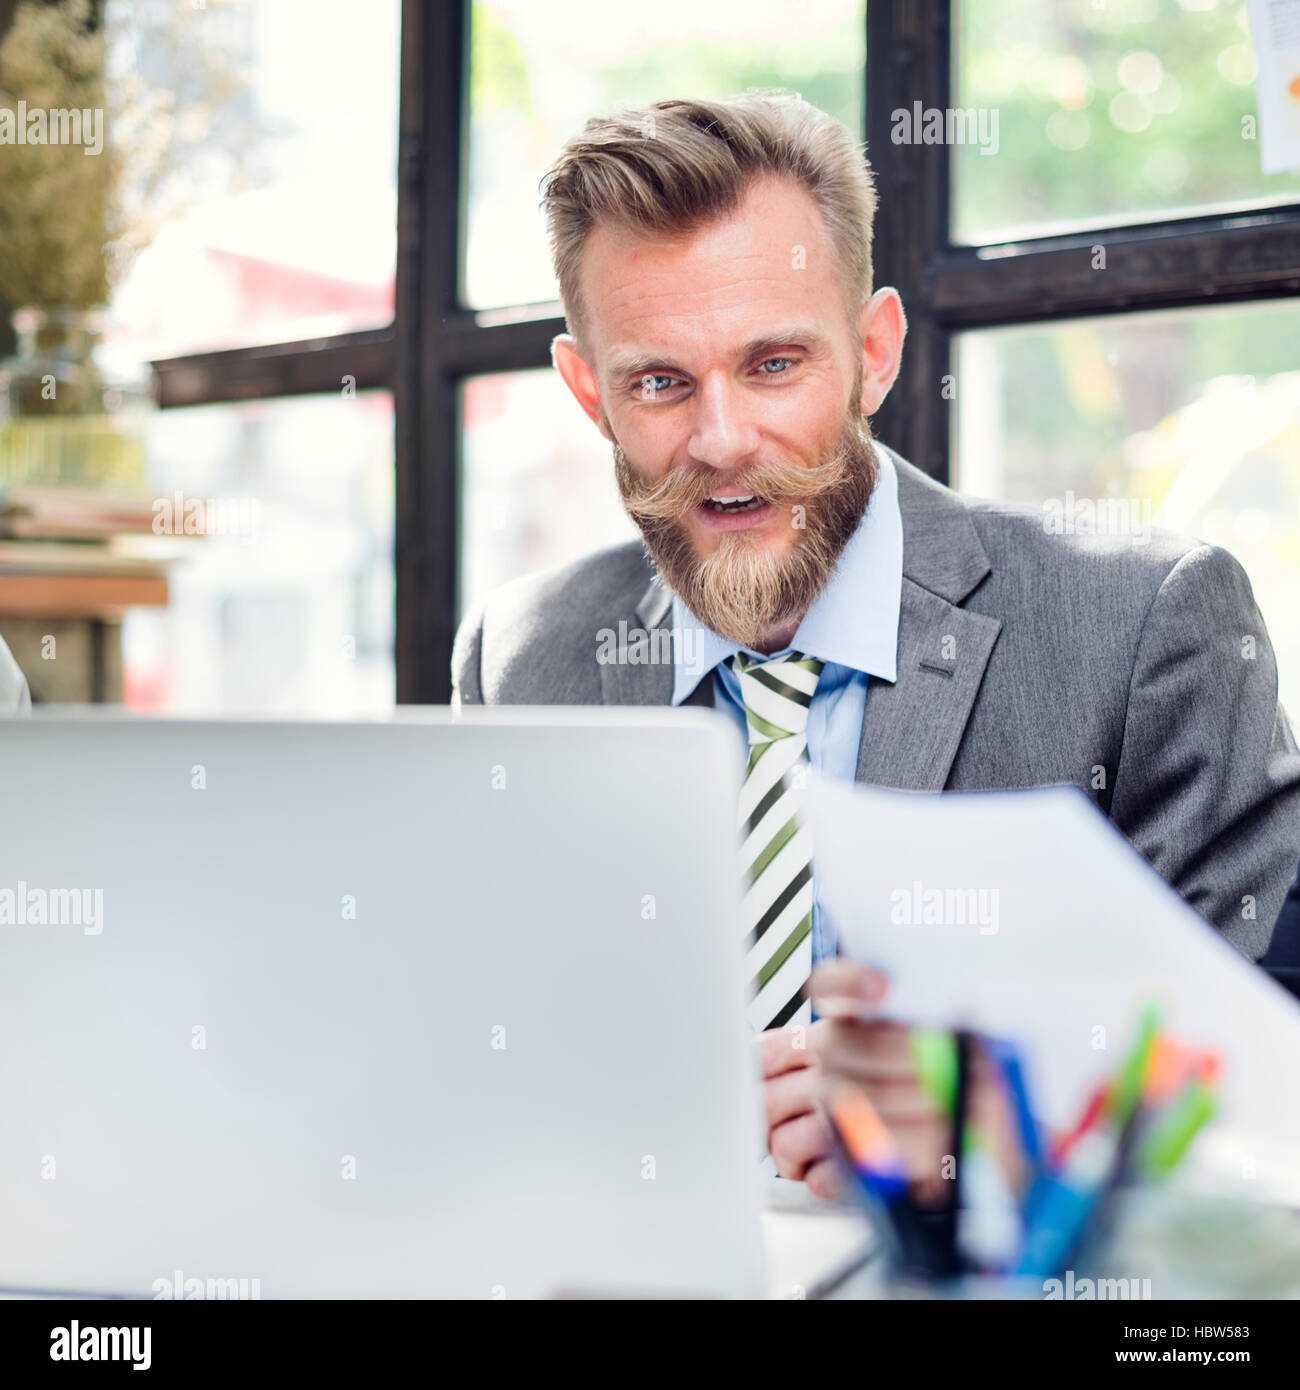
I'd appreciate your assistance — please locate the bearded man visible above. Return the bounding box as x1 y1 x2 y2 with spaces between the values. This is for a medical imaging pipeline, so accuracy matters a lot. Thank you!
451 93 1300 1198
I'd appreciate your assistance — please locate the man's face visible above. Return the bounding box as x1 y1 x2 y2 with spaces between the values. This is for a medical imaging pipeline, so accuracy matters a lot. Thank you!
567 175 881 648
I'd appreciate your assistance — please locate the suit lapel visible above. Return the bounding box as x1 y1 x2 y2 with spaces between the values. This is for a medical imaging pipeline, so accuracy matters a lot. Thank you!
854 577 1001 789
597 574 676 705
855 453 1002 791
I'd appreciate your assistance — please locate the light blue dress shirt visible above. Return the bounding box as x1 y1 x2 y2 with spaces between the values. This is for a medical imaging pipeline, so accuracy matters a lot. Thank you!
669 446 903 964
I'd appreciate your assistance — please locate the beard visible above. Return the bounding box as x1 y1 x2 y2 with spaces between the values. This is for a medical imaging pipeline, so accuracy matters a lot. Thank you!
612 400 878 651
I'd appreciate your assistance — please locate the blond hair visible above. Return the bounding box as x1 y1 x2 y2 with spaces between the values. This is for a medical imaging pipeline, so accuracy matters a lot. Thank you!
541 91 878 352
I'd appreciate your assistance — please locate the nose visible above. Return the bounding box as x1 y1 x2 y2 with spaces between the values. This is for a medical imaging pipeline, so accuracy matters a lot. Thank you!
686 373 761 473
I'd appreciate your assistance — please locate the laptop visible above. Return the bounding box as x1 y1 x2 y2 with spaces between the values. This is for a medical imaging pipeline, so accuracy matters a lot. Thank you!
0 708 766 1298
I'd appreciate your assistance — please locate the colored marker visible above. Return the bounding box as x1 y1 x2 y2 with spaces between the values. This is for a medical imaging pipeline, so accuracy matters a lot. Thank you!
986 1037 1042 1168
1138 1078 1216 1181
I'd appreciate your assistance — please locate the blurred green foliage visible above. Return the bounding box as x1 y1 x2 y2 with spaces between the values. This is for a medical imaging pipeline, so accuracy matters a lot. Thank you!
954 0 1300 241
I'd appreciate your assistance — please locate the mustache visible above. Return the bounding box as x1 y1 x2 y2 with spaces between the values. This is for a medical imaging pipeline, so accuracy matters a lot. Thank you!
616 423 870 524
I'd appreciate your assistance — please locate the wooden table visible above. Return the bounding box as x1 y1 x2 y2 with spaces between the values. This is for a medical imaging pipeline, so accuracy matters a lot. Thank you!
0 565 169 703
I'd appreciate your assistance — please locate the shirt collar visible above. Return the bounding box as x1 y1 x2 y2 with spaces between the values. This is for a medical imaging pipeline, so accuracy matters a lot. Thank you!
669 444 902 704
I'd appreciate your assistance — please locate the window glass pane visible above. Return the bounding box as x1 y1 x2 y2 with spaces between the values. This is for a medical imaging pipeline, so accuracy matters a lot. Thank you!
120 391 394 714
460 369 636 616
467 0 866 309
953 301 1300 714
103 0 399 359
953 0 1300 244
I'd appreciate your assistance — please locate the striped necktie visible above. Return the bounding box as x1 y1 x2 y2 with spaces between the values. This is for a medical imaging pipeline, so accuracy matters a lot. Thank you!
731 650 825 1033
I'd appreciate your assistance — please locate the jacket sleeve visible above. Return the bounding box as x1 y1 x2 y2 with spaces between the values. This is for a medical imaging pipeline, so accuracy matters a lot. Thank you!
0 634 31 714
450 598 486 709
1109 543 1300 958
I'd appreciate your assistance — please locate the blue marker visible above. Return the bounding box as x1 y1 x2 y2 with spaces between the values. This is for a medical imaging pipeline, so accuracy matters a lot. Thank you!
986 1038 1042 1168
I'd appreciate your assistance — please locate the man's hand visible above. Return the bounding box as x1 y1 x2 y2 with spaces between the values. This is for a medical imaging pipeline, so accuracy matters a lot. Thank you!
810 958 1021 1202
755 963 921 1201
755 1020 843 1199
758 962 1018 1202
809 958 950 1200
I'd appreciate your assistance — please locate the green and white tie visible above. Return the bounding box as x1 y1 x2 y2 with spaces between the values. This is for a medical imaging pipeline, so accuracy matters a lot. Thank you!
731 650 824 1033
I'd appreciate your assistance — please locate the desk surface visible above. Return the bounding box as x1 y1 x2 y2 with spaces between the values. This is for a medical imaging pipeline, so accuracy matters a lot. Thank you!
763 1173 1300 1301
761 1179 874 1299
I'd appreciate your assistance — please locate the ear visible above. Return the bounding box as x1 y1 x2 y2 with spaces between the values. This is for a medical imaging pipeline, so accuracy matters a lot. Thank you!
552 334 612 442
856 288 907 416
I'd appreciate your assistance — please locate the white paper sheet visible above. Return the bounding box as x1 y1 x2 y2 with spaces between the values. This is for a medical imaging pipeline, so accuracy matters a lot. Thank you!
807 777 1300 1197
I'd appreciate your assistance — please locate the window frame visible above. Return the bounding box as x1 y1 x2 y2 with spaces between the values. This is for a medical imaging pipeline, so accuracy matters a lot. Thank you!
145 0 1300 704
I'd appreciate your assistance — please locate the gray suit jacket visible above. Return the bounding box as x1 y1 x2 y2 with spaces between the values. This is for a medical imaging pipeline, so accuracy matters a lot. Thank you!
452 446 1300 957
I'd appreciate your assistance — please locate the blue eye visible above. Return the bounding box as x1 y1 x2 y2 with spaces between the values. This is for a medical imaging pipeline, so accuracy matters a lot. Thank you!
758 357 794 374
638 373 677 396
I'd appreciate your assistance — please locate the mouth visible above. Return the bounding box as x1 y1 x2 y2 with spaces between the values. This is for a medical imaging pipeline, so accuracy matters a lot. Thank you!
695 493 778 530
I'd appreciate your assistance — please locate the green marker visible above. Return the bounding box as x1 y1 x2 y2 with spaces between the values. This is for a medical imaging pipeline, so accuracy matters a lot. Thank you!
1108 1002 1160 1129
909 1028 958 1114
1139 1079 1216 1181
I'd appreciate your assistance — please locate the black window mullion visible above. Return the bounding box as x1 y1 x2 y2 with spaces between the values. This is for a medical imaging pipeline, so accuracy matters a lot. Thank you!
931 206 1300 330
394 0 469 705
437 311 565 377
152 328 393 409
866 0 954 484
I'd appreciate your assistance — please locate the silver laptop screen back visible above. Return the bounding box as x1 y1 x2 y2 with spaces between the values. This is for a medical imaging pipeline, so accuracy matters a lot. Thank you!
0 709 764 1298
